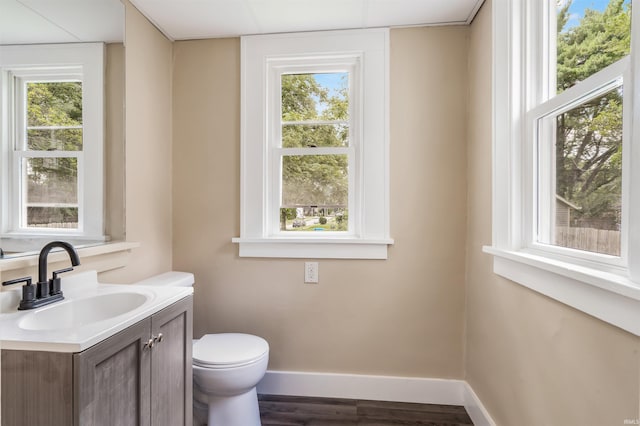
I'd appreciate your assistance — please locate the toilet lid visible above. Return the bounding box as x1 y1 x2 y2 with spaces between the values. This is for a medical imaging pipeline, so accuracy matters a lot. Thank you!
193 333 269 367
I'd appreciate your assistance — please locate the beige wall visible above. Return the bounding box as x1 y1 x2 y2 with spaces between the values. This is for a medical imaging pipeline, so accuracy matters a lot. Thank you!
172 27 469 377
465 2 640 424
100 1 174 282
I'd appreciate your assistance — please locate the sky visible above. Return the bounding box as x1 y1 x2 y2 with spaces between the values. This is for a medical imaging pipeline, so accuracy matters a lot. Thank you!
313 73 346 90
310 72 347 113
560 0 631 30
313 72 347 97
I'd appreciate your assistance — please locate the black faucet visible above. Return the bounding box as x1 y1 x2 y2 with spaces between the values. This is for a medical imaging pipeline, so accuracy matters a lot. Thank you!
1 241 81 310
38 241 81 286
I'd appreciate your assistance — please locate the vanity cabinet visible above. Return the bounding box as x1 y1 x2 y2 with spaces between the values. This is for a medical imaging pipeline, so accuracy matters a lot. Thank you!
1 295 193 426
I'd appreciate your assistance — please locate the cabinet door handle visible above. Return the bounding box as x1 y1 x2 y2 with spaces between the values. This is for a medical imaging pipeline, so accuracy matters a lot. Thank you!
143 333 164 350
143 338 154 350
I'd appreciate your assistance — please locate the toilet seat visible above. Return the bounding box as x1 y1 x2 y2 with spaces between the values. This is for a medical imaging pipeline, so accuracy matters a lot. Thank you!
193 333 269 369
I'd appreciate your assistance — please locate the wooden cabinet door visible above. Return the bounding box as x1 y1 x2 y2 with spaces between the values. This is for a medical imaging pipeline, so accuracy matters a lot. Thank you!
150 296 193 426
74 318 152 426
1 350 73 426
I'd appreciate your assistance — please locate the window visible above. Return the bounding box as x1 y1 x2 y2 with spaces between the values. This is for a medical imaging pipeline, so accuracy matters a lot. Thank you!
277 66 354 234
488 0 640 336
0 43 105 240
532 0 631 262
17 76 82 231
234 29 392 259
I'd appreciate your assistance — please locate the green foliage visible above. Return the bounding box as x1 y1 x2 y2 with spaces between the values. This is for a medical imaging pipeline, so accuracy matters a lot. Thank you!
555 0 629 229
333 212 348 231
281 74 327 122
279 208 298 231
282 123 348 148
557 0 630 92
28 82 82 126
282 155 348 206
318 216 327 225
322 85 349 121
27 82 83 151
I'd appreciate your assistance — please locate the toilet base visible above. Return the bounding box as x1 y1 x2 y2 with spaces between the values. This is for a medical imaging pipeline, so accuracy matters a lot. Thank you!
193 395 208 426
205 387 261 426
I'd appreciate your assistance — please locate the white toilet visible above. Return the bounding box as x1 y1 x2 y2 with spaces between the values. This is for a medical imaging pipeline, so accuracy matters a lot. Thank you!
135 272 269 426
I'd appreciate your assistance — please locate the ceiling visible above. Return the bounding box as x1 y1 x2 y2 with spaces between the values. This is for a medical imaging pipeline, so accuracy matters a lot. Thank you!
129 0 485 40
0 0 124 45
0 0 485 45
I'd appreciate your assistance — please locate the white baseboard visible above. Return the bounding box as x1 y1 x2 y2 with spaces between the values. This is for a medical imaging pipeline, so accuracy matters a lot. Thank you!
463 382 497 426
257 370 495 425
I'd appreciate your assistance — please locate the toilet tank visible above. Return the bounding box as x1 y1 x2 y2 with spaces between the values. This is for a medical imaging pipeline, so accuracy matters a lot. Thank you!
134 271 194 287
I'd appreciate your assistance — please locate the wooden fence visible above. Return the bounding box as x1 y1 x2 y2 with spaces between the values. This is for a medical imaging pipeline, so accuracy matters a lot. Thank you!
555 227 621 256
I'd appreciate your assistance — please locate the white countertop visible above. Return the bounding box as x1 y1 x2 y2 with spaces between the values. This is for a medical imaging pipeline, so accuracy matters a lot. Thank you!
0 270 193 352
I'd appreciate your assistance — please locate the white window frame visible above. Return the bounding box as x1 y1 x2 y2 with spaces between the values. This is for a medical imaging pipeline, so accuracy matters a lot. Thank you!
233 29 393 259
530 60 630 269
486 0 640 336
0 43 105 241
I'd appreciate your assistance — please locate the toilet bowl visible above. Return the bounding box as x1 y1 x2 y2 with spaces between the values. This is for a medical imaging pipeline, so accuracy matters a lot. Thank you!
135 272 269 426
193 333 269 425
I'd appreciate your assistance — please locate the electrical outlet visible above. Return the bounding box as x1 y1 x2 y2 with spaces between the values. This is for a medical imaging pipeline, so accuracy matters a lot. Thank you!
305 262 318 283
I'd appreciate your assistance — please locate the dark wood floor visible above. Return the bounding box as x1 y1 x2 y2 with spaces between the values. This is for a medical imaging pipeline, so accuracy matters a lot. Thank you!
258 394 474 426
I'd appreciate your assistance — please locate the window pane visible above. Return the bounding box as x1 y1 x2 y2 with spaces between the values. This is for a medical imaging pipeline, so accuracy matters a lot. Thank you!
556 0 631 93
24 157 78 229
279 207 349 231
27 128 82 151
27 82 83 126
27 207 78 229
281 73 348 121
539 86 622 256
281 154 348 232
26 81 83 151
282 123 348 148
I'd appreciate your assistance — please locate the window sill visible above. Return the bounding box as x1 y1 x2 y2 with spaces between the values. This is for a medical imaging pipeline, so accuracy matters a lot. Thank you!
1 234 109 253
232 237 394 259
483 246 640 336
0 241 140 273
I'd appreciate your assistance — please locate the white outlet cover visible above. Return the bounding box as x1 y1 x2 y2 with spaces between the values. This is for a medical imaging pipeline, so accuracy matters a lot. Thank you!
305 262 318 283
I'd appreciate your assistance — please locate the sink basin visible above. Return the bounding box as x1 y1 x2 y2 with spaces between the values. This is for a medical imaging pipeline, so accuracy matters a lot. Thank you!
18 292 150 331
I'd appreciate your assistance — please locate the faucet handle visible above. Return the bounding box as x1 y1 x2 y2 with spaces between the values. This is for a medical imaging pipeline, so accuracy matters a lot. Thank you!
50 267 73 296
2 276 32 287
52 267 74 279
3 277 37 309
